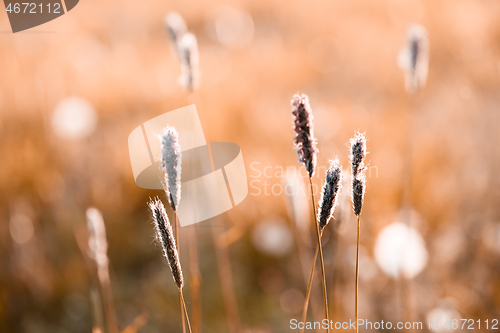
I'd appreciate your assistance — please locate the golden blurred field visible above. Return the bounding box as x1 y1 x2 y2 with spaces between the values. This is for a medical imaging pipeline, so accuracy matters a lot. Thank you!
1 0 500 332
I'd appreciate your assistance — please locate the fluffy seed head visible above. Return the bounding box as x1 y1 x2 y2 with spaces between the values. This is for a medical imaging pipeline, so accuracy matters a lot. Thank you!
352 174 365 216
161 127 182 211
349 132 367 216
148 198 184 289
317 158 343 230
349 132 367 178
291 94 318 177
399 24 429 94
178 33 200 92
164 12 187 49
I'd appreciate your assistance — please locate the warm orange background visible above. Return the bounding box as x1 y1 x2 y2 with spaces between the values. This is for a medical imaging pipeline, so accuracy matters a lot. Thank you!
1 0 499 332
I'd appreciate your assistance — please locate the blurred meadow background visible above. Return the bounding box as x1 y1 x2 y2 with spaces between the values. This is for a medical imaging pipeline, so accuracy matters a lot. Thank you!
1 0 500 332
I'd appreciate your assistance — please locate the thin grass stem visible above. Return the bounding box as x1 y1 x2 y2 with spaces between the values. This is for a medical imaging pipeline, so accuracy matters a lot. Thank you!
180 290 193 333
309 177 330 333
299 230 324 333
355 215 360 333
174 211 186 333
189 225 202 333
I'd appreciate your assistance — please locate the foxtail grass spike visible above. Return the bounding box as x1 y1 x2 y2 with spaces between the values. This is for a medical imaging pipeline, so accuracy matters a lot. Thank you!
178 32 200 92
352 175 366 216
349 132 367 217
291 94 318 177
317 158 343 230
400 24 429 94
349 132 367 333
165 12 187 49
161 126 182 211
149 198 184 289
349 132 366 178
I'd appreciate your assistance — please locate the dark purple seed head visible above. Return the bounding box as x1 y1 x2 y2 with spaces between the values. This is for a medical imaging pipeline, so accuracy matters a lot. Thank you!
317 158 343 230
291 94 318 177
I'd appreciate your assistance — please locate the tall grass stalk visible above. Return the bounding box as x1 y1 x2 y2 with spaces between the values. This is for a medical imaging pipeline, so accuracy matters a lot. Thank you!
166 13 240 331
300 230 323 333
284 173 324 324
174 212 187 333
291 93 329 331
309 177 330 333
180 289 193 333
398 25 428 330
161 127 186 333
355 215 360 333
149 198 193 333
86 208 119 333
301 159 342 333
349 133 367 333
188 225 202 333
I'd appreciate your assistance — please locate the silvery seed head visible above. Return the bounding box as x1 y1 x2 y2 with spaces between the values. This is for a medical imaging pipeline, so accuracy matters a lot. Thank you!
349 132 367 178
164 12 187 51
149 198 184 289
178 32 200 92
398 24 429 94
317 158 343 230
291 94 318 177
161 126 182 211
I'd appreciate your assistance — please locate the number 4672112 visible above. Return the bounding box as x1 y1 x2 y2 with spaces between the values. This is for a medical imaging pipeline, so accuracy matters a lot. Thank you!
6 3 62 14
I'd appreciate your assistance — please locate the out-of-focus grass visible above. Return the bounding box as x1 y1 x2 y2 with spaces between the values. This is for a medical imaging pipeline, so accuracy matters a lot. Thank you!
1 0 500 332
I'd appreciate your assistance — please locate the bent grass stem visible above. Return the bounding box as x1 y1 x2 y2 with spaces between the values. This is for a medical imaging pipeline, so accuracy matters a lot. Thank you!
299 229 324 333
309 177 330 333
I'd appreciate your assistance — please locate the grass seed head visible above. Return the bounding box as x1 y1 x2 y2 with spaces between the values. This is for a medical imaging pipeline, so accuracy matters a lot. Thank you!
317 158 343 230
178 33 200 92
351 174 366 216
148 198 184 289
164 12 187 49
161 126 182 211
349 132 367 178
399 24 429 93
291 94 318 177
